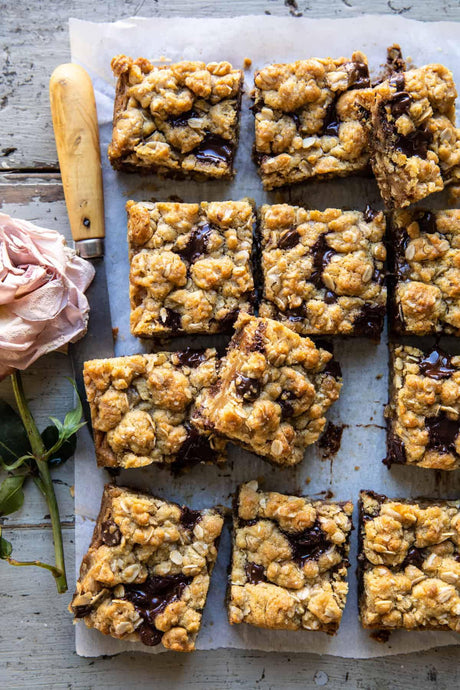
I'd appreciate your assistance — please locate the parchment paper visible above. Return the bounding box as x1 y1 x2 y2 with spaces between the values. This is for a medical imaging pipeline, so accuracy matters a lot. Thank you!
69 15 460 658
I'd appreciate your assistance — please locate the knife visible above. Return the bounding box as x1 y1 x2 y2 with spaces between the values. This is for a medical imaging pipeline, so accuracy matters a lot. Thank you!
49 64 114 428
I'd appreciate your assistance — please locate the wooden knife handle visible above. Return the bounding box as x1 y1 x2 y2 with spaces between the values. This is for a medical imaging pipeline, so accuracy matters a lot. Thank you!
50 63 105 257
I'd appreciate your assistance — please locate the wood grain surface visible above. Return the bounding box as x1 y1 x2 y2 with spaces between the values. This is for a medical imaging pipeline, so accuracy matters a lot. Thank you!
1 2 460 688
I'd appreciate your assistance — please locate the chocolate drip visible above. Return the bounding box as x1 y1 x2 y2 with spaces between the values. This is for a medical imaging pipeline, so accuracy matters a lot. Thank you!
353 304 385 339
418 347 456 380
123 574 192 646
318 422 344 460
283 521 331 564
245 561 267 584
401 546 424 569
235 375 261 402
310 234 336 291
278 228 300 249
175 424 218 468
159 308 182 331
322 98 340 137
426 413 459 455
384 430 406 466
348 61 370 90
363 205 377 222
193 134 232 165
176 222 212 264
100 519 122 547
175 348 207 369
168 109 198 128
180 506 202 531
417 211 437 235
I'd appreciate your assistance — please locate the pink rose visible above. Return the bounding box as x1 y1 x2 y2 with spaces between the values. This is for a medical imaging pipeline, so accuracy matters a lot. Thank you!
0 213 95 379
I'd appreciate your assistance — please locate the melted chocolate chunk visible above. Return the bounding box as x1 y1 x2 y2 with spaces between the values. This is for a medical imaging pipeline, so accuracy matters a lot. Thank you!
318 422 344 460
390 73 405 92
390 91 411 118
384 430 406 466
175 348 207 369
73 604 94 618
217 308 239 332
363 205 377 222
245 561 267 584
401 546 424 570
175 424 218 468
322 98 340 137
426 413 460 455
193 134 232 165
100 519 122 547
285 304 307 322
278 228 300 250
277 390 297 419
168 109 198 128
123 574 192 646
348 61 370 90
417 211 437 235
235 375 261 402
396 127 432 159
394 227 411 280
283 521 331 564
322 357 342 379
310 234 336 290
159 308 182 331
180 506 202 531
418 347 456 380
176 223 212 264
352 304 385 339
252 323 267 353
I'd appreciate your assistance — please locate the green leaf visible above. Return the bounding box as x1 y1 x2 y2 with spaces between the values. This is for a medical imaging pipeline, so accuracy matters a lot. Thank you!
0 527 12 559
0 475 25 516
41 425 77 466
0 401 31 463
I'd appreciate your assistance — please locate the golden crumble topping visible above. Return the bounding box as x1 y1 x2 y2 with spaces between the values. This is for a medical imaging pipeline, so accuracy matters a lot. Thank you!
191 313 342 466
83 349 226 469
70 485 224 651
359 491 460 632
259 204 387 337
108 55 243 179
127 200 255 337
228 481 353 634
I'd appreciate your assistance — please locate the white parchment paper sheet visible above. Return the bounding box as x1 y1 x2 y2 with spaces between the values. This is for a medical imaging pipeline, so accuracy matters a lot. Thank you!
69 15 460 658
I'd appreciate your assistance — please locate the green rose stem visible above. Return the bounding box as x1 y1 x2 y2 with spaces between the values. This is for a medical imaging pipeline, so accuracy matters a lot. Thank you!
10 370 67 593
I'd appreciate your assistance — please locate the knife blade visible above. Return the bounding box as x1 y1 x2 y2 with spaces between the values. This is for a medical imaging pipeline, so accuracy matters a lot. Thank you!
49 64 114 428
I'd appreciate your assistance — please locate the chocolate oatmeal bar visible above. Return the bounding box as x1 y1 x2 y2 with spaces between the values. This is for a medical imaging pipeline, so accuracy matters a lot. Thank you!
83 349 226 469
108 55 243 179
228 481 353 634
128 200 255 337
386 344 460 471
389 209 460 335
358 65 460 208
70 485 224 651
359 491 460 632
252 52 370 189
191 313 342 466
259 204 387 338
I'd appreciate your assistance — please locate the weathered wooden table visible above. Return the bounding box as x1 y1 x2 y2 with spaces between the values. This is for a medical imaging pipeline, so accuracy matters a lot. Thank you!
1 1 460 688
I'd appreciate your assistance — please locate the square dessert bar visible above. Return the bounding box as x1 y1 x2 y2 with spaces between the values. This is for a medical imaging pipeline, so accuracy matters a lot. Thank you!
128 200 255 337
108 56 243 179
389 209 460 335
259 204 387 338
191 313 342 466
386 344 460 471
252 52 370 189
70 485 224 651
358 65 460 208
228 482 353 634
83 349 226 469
359 491 460 633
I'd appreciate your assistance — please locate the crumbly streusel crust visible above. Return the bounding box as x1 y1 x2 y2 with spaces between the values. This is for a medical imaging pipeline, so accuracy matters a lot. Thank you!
228 481 353 634
191 313 342 466
259 204 387 337
252 52 370 189
108 55 243 179
358 65 460 208
128 200 255 337
70 485 224 651
390 209 460 335
83 349 226 469
359 491 460 632
385 345 460 470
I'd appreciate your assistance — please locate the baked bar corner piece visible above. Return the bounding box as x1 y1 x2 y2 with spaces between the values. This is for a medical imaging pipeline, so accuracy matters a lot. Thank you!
358 64 460 208
228 481 353 634
108 55 244 179
358 490 460 633
70 484 224 652
128 199 256 337
390 209 460 336
83 349 226 469
259 204 387 337
191 313 342 466
386 344 460 470
252 51 370 189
